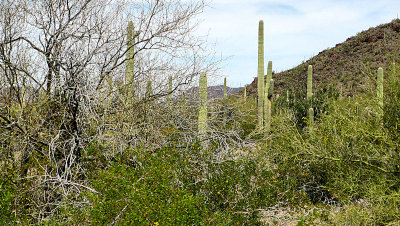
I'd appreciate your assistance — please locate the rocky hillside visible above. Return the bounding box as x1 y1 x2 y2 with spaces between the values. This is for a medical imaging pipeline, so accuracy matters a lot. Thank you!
246 19 400 97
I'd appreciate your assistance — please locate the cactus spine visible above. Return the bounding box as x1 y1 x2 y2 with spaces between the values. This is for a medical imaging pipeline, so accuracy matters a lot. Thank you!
257 20 265 128
198 72 208 139
126 21 135 99
377 67 384 108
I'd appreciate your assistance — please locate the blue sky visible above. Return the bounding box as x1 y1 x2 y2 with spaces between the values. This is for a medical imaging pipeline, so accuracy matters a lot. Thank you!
197 0 400 87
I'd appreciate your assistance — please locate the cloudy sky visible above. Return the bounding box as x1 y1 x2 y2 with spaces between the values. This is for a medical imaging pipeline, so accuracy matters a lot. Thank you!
197 0 400 87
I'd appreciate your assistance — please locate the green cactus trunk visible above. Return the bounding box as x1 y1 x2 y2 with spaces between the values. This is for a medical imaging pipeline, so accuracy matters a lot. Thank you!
146 80 152 98
257 20 265 128
308 107 314 125
286 90 289 103
268 79 274 98
377 67 384 108
244 86 247 102
126 21 135 99
168 76 172 103
198 72 208 139
224 77 227 97
266 61 273 91
307 65 313 100
263 61 273 132
307 65 314 122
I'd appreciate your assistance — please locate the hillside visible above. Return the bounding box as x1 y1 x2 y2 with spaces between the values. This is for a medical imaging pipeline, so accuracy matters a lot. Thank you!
185 85 242 99
247 19 400 96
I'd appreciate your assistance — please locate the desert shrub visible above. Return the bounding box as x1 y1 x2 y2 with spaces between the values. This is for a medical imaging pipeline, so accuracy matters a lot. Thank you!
265 90 400 224
275 87 339 130
384 62 400 143
0 168 17 224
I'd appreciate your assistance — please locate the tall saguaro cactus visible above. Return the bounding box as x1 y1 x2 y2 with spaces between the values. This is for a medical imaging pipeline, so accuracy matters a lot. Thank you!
307 65 313 100
266 61 273 92
126 21 135 99
244 86 247 102
257 20 265 128
198 72 208 139
377 67 384 108
168 76 172 103
307 65 314 124
264 61 273 132
146 80 152 98
268 79 274 98
224 77 227 97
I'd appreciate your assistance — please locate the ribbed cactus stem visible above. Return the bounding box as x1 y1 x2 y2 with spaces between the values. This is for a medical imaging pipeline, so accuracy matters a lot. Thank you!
307 65 313 100
146 80 152 98
168 76 172 103
286 90 289 103
244 86 247 101
126 21 135 99
268 79 274 98
266 60 273 90
263 78 271 132
377 67 384 108
198 72 208 139
257 20 265 128
263 61 273 132
264 98 271 132
308 107 314 125
224 77 227 97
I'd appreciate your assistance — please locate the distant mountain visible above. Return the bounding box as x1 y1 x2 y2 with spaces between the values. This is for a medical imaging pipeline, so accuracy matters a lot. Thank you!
246 19 400 97
185 85 242 100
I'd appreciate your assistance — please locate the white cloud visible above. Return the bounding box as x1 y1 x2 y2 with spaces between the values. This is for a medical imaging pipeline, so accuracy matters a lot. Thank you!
197 0 400 87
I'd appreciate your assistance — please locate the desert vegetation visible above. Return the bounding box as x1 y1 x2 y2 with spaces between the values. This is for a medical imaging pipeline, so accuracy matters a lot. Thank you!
1 0 400 225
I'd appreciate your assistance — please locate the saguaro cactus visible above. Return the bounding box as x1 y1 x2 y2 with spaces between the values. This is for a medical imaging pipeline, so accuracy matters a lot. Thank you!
268 79 274 98
224 77 227 97
377 67 384 108
257 20 265 128
146 80 152 98
198 72 208 139
286 90 289 103
307 65 314 123
263 61 273 132
308 107 314 125
126 21 135 99
168 76 172 103
266 61 273 91
244 86 247 102
307 65 313 100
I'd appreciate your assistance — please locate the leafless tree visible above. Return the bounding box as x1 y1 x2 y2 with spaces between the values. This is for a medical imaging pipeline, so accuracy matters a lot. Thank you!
0 0 222 221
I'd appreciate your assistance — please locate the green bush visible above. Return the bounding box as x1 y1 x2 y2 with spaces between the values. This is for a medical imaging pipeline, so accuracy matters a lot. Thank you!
0 169 16 224
82 147 207 225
